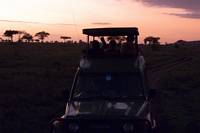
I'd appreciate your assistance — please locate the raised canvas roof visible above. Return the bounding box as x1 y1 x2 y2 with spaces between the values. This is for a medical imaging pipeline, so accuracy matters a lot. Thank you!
83 27 139 36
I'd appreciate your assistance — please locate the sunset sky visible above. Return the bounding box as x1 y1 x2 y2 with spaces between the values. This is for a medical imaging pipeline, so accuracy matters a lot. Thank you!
0 0 200 43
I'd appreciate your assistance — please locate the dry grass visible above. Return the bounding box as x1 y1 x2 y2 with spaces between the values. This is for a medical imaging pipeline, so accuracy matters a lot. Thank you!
0 43 200 133
0 44 82 133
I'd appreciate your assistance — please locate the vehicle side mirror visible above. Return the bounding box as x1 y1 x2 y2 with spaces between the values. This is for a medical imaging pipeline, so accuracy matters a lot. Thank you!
148 89 157 100
62 89 70 102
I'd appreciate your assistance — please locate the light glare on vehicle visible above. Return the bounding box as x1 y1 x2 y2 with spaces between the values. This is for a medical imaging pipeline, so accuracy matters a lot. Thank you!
68 123 80 132
123 123 134 132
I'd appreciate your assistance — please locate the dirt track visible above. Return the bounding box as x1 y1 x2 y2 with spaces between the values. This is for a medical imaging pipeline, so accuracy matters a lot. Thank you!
148 57 193 89
147 57 193 132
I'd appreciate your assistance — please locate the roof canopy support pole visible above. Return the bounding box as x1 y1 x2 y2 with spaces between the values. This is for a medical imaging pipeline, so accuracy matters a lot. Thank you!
87 35 89 49
135 35 139 55
135 35 138 44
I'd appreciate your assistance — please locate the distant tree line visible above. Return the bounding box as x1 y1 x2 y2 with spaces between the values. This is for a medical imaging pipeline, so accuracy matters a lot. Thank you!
0 30 167 48
0 30 73 44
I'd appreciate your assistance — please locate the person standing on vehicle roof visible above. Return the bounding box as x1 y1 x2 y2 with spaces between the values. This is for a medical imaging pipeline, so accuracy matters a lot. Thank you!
120 35 137 56
104 40 120 56
100 37 108 49
87 40 104 57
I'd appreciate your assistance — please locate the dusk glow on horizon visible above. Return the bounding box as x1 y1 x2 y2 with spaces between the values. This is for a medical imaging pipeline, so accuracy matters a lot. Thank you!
0 0 200 43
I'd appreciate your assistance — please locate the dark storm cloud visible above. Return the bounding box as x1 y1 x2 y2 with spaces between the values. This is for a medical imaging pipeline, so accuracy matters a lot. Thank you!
167 13 200 19
137 0 200 19
91 22 112 25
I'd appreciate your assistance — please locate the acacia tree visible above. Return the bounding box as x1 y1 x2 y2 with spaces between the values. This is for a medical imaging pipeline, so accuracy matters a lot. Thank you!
35 31 50 42
60 36 71 43
4 30 19 42
144 36 160 45
144 36 160 51
22 33 33 43
17 31 26 42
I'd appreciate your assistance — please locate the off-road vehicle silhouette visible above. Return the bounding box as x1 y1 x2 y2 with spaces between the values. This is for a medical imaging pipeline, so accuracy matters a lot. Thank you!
51 27 157 133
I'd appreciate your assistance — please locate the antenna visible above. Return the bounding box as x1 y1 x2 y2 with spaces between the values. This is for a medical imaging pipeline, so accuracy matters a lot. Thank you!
70 0 81 42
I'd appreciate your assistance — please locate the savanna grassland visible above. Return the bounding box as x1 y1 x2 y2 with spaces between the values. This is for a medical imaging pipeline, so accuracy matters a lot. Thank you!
0 43 83 133
0 43 200 133
145 44 200 133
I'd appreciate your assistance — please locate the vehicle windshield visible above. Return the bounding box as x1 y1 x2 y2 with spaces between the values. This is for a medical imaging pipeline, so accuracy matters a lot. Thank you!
73 71 145 100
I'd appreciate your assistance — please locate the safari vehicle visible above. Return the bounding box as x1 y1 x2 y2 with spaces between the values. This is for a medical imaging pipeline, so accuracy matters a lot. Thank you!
51 27 157 133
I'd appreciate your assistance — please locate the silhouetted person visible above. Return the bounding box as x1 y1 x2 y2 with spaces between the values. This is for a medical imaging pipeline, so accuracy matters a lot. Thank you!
120 36 137 56
87 40 104 57
105 40 119 56
100 37 108 49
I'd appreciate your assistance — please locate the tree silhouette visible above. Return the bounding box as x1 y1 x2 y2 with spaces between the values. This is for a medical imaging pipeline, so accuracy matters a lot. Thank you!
60 36 71 43
4 30 19 42
144 36 160 50
144 36 160 45
22 33 33 43
17 31 26 42
35 31 50 42
34 39 40 43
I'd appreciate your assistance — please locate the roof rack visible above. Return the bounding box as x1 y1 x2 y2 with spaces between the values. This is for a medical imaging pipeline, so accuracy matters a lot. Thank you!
83 27 139 36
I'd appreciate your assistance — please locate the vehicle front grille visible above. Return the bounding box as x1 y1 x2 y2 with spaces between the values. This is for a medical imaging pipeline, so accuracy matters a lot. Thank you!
63 117 151 133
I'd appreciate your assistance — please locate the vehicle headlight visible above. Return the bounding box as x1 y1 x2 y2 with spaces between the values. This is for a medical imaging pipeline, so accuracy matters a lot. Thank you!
123 123 134 132
68 123 80 132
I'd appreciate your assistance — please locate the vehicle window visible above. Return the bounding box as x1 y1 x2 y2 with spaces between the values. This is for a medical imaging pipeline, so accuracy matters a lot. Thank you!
73 72 144 99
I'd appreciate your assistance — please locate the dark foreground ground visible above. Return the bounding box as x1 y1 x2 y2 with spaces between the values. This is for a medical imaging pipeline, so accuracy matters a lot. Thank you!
0 43 200 133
